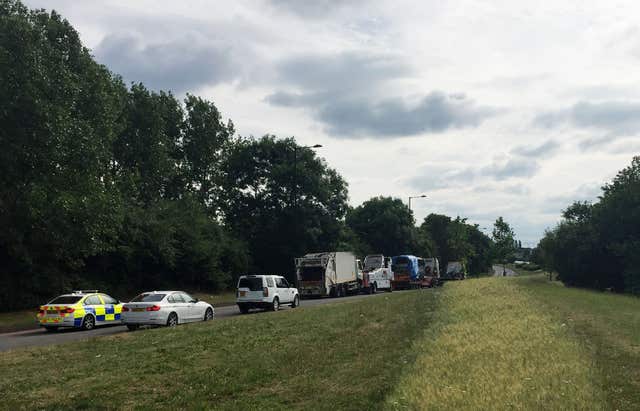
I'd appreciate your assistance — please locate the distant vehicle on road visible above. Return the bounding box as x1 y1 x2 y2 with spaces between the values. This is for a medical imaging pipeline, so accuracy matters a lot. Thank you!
443 261 467 280
361 254 394 293
236 275 299 313
295 252 360 297
37 290 123 332
424 257 441 287
391 255 420 289
121 291 214 330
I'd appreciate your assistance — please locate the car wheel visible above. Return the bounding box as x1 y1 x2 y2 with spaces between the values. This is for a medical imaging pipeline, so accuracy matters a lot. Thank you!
126 324 139 331
204 308 214 321
44 326 58 332
271 297 279 311
166 312 178 327
238 304 249 314
82 315 95 331
291 295 299 308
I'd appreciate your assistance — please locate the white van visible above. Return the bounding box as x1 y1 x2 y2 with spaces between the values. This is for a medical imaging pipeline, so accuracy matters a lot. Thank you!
236 275 300 313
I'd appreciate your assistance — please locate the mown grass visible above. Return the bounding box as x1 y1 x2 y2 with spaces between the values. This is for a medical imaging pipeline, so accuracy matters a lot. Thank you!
0 290 440 410
0 310 37 333
385 276 608 410
516 275 640 410
2 276 637 410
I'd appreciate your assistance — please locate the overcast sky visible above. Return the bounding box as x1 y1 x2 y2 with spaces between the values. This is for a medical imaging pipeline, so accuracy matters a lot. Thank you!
25 0 640 246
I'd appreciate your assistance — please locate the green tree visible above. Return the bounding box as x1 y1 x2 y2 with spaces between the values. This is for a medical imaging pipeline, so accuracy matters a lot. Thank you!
492 216 517 273
222 135 349 281
113 84 184 204
0 1 126 308
418 214 452 265
183 95 235 213
346 196 417 256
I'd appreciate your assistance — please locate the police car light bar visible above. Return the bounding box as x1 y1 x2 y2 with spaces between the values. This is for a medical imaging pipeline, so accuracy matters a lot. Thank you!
72 290 99 294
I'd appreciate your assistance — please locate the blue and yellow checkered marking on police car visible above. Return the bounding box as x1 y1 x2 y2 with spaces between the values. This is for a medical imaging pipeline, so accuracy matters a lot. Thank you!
37 294 123 328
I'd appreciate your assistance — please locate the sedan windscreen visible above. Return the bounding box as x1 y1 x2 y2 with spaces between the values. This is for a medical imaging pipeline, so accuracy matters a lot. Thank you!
238 277 263 291
130 293 166 302
48 296 82 304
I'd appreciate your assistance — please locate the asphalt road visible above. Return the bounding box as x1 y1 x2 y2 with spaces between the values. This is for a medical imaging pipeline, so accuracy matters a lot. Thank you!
493 264 517 277
0 290 397 352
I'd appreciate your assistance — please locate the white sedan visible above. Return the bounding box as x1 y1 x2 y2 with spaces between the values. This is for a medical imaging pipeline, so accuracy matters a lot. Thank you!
121 291 214 330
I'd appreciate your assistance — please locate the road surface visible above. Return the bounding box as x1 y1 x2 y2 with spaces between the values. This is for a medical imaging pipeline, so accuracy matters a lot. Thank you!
0 290 401 352
492 265 517 277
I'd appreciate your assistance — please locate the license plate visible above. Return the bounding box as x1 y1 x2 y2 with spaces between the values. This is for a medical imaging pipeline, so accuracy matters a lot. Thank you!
47 310 57 314
240 291 246 297
133 308 145 312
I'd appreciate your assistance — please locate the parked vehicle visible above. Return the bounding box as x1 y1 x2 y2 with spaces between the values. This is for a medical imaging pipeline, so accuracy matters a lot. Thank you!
37 290 123 332
424 257 441 287
391 255 420 289
295 252 360 297
443 261 467 280
121 291 214 330
236 275 299 313
361 254 394 293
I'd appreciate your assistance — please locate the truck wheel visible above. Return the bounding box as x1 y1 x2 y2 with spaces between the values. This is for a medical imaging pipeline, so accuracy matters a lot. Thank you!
271 297 280 311
371 283 377 294
291 295 299 308
126 324 139 331
330 287 337 298
238 304 249 314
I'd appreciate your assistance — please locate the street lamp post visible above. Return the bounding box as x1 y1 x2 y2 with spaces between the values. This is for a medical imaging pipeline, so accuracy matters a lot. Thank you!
408 194 427 210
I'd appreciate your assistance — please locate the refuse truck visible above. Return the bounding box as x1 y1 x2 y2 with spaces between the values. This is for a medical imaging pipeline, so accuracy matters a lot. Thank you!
295 252 360 297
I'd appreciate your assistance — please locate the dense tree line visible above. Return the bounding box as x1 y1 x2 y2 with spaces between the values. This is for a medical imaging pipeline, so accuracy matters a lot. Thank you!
0 2 351 310
346 197 495 276
0 1 498 310
533 157 640 295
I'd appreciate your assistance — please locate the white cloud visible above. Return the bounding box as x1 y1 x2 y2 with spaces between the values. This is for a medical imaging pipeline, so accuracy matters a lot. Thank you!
22 0 640 245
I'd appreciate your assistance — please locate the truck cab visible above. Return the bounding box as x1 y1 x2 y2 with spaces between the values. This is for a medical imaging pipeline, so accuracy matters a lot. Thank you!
391 255 419 289
362 254 394 293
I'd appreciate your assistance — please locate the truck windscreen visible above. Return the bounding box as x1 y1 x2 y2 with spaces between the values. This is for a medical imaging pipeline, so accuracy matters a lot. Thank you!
392 257 411 273
364 256 383 270
300 266 324 281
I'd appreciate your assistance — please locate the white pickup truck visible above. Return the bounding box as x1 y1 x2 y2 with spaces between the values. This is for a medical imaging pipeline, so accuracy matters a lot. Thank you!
361 254 394 293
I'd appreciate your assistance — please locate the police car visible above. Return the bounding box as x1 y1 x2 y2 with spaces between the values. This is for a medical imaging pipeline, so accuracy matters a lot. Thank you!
37 290 123 332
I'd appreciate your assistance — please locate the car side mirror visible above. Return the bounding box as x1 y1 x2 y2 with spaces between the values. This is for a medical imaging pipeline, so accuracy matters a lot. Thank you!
193 298 199 303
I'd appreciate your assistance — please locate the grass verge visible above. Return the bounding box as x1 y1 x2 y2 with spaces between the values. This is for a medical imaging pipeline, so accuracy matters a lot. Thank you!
385 276 608 410
517 275 640 410
190 291 237 307
0 310 37 334
0 290 440 410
